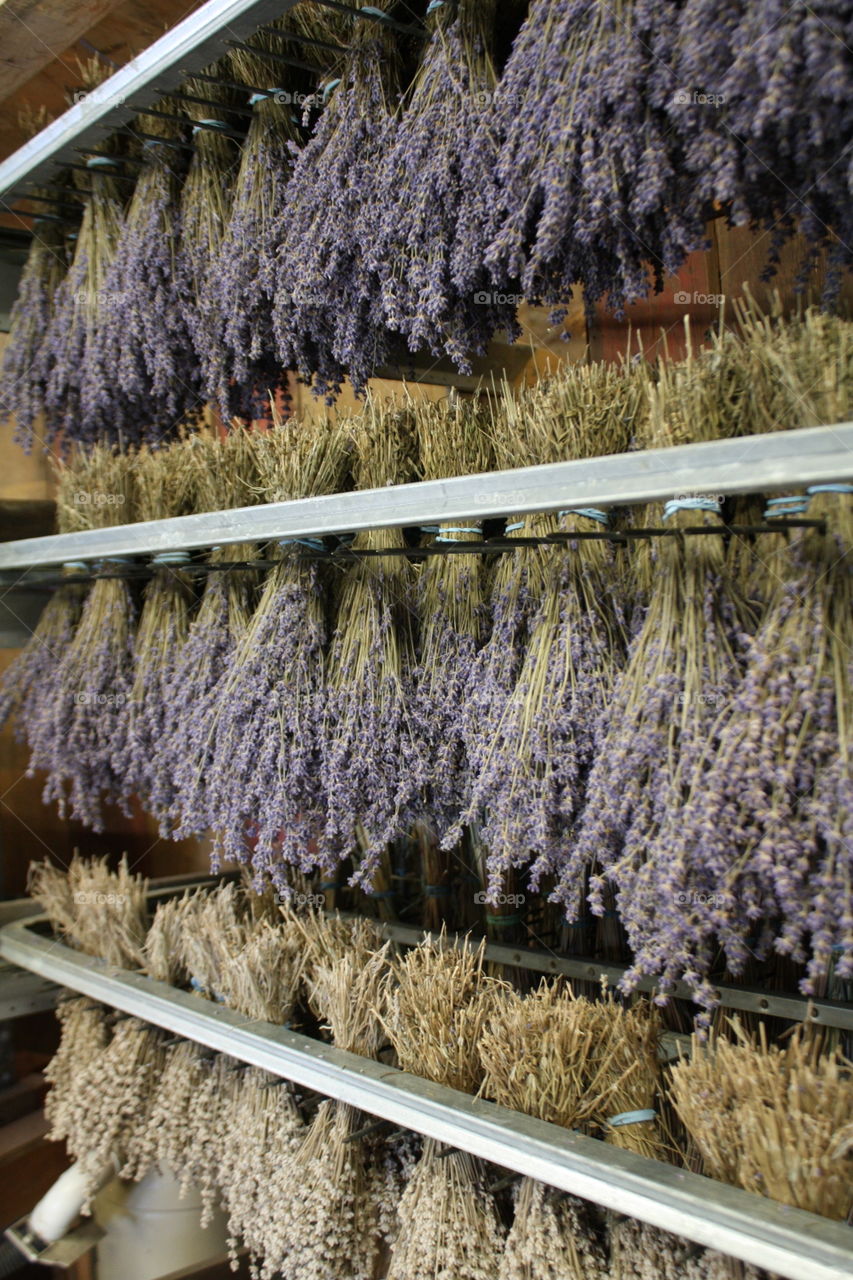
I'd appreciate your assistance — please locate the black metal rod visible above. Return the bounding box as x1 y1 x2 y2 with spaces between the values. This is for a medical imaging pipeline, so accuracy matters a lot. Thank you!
53 161 135 181
224 40 322 75
311 0 427 38
168 91 255 118
256 25 350 54
5 191 84 214
112 127 194 152
177 70 275 96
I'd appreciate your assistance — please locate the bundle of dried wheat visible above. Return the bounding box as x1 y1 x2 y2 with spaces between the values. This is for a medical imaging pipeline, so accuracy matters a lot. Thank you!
381 932 507 1280
267 944 396 1280
669 1021 853 1220
28 853 147 969
220 921 305 1025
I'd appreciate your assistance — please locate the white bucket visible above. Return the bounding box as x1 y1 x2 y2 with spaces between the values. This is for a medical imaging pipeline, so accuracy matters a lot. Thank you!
93 1167 228 1280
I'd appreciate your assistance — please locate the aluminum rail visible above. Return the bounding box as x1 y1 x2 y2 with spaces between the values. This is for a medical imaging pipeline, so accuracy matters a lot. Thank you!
3 919 852 1280
0 0 302 203
0 423 851 571
369 920 853 1032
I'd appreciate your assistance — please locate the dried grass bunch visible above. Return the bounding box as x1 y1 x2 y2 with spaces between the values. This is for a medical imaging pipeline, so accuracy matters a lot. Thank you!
381 931 505 1093
217 1067 304 1269
28 853 148 968
57 1017 168 1195
499 1177 607 1280
150 1044 240 1223
45 997 109 1140
479 981 666 1160
159 882 254 997
266 942 400 1280
669 1020 853 1220
381 932 507 1280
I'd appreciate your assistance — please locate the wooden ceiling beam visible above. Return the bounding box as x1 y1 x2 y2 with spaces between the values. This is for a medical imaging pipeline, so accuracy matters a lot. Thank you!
0 0 127 101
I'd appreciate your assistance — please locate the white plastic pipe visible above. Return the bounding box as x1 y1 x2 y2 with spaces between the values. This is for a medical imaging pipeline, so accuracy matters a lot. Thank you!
28 1155 117 1243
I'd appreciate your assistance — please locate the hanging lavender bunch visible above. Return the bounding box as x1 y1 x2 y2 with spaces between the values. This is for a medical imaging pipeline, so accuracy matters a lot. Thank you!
0 574 86 740
551 355 760 1019
179 72 241 400
42 163 126 449
203 417 351 888
320 404 427 889
665 494 853 1004
366 0 518 370
207 44 304 421
454 365 638 900
2 218 70 450
670 0 853 301
159 427 262 839
481 0 704 316
409 399 493 845
92 108 203 444
29 571 137 830
273 7 401 399
109 445 199 824
114 558 194 824
24 446 138 828
165 544 257 841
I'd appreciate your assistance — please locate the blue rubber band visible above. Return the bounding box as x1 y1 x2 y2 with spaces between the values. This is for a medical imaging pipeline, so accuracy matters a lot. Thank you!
608 1109 657 1127
505 522 525 533
360 6 391 20
63 561 90 572
436 526 482 542
192 119 230 134
248 92 269 105
322 79 341 103
424 884 451 898
279 537 326 552
663 497 721 521
764 495 809 519
426 0 445 11
96 556 133 568
559 508 610 525
151 551 191 566
369 890 395 900
807 484 853 496
86 156 118 169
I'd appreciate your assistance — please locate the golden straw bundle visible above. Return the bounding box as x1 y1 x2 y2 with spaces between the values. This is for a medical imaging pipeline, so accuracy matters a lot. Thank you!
381 932 507 1280
267 944 397 1280
669 1021 853 1220
28 853 148 968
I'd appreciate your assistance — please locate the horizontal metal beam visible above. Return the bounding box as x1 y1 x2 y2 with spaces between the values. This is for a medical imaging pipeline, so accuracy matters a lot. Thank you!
0 0 303 203
370 921 853 1032
0 424 851 571
2 919 851 1280
0 965 59 1020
